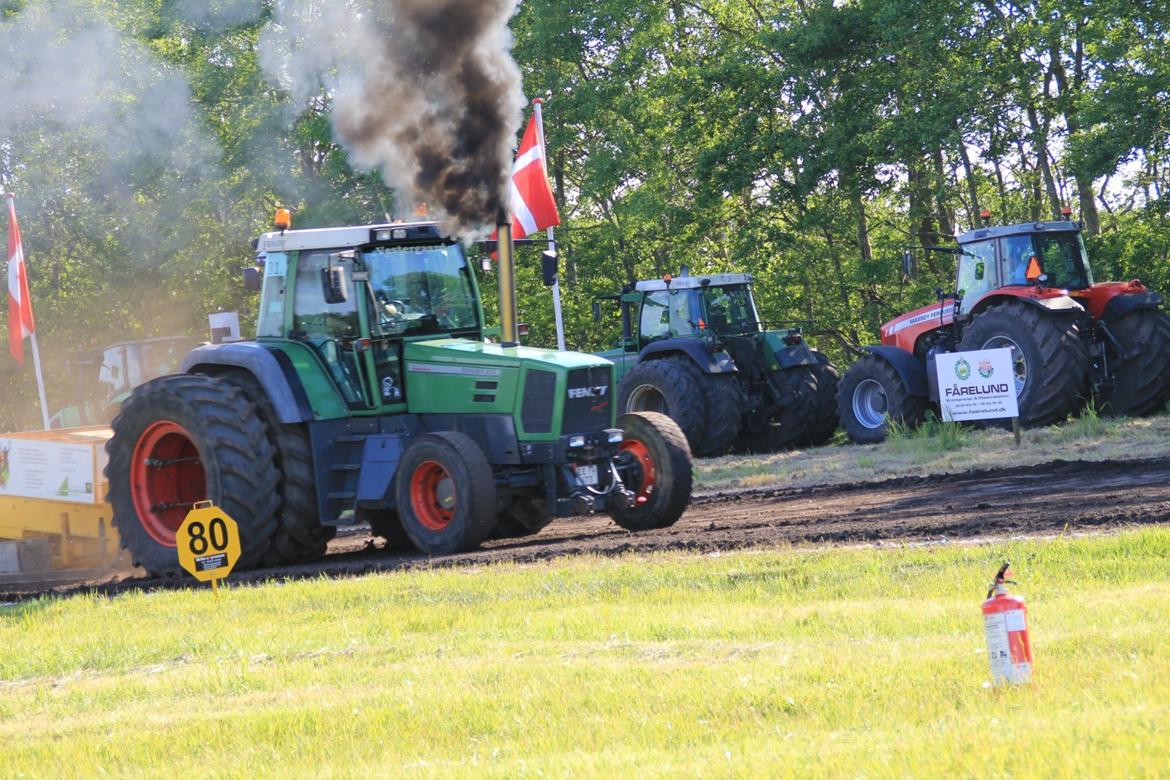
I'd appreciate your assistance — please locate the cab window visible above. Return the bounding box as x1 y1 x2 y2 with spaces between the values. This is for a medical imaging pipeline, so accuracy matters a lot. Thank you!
292 251 359 337
957 238 997 307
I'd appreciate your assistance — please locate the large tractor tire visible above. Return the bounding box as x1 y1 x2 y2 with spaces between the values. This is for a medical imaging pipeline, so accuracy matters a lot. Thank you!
394 431 497 555
957 300 1089 427
837 354 928 444
799 350 841 447
1097 308 1170 417
609 412 693 532
694 372 743 457
735 365 817 453
617 357 708 455
218 372 335 566
106 374 280 576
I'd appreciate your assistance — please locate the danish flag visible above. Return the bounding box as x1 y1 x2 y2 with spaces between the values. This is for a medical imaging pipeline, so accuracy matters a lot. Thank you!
7 194 35 364
506 113 560 238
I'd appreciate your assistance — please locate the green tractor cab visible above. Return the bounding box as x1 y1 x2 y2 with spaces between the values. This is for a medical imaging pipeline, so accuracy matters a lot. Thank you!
595 270 839 456
104 219 693 575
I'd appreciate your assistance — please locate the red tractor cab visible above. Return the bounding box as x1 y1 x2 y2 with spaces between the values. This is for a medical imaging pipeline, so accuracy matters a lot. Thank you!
838 217 1170 443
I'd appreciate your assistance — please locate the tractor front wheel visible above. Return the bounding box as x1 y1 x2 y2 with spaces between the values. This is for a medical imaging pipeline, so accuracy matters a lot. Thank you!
106 375 280 575
1097 308 1170 417
609 412 693 532
957 300 1088 427
394 432 497 555
837 354 927 444
617 358 708 455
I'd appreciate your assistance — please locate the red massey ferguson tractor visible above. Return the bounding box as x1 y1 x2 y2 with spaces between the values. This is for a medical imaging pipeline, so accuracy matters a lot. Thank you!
838 213 1170 443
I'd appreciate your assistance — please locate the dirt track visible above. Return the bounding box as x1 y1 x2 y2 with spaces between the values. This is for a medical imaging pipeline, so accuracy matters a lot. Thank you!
6 456 1170 600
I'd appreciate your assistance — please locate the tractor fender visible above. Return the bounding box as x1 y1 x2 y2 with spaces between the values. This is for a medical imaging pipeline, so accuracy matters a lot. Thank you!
182 342 319 424
1101 291 1163 322
772 341 818 369
968 291 1085 318
861 345 928 397
639 338 737 374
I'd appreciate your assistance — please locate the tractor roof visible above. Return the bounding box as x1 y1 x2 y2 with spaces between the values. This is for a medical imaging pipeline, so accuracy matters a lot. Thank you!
634 272 752 292
255 221 447 253
956 220 1081 245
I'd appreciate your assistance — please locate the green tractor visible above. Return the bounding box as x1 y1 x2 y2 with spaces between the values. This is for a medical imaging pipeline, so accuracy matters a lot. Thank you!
104 218 693 575
594 270 839 456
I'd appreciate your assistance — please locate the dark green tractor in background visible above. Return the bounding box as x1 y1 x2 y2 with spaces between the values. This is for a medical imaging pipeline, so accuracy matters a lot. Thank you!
104 217 693 576
594 270 839 456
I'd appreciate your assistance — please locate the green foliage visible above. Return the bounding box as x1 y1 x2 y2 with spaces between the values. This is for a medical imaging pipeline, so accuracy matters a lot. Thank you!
2 0 1169 429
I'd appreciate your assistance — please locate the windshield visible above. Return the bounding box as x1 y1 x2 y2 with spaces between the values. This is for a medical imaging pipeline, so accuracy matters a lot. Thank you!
701 285 760 335
1002 233 1092 290
364 244 479 335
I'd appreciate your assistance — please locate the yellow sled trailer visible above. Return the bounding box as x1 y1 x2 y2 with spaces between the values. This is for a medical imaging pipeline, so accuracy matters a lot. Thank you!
0 427 130 589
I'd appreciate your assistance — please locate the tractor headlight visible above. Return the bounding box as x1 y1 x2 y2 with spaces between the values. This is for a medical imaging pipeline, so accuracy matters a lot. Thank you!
568 435 586 448
606 429 624 443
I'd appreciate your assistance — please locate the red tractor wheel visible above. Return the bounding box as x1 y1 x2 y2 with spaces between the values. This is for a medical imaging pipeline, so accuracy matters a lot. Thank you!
609 412 693 532
106 375 279 576
957 300 1088 427
837 354 927 444
394 432 496 555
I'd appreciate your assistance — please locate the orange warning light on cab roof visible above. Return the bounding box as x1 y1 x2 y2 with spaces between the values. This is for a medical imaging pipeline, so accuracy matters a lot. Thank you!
274 208 292 231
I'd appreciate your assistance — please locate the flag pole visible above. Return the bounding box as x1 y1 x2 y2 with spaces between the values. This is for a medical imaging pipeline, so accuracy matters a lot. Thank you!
29 330 50 430
532 98 566 351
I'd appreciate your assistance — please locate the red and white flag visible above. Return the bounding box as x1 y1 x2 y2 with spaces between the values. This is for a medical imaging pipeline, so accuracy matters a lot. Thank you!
7 194 35 364
506 113 560 239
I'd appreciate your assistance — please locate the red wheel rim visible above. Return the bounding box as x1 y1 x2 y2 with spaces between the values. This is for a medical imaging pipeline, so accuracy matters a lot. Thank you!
620 439 656 505
410 460 455 531
130 420 206 546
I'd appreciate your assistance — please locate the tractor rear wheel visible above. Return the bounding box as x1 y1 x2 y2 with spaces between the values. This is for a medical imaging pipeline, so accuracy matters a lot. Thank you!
958 300 1089 427
736 365 817 452
1097 308 1170 417
394 431 496 555
694 372 743 456
609 412 693 532
617 357 707 455
799 350 841 447
837 354 927 444
218 372 335 566
106 375 279 575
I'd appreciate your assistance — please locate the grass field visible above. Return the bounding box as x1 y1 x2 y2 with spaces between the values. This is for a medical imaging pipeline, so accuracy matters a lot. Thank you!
696 410 1170 493
2 528 1168 778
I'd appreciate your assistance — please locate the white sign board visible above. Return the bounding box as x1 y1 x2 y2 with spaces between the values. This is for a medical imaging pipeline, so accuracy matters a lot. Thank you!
0 437 102 505
934 348 1020 422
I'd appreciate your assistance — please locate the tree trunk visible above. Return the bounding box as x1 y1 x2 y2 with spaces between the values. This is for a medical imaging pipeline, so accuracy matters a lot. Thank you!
1026 102 1063 219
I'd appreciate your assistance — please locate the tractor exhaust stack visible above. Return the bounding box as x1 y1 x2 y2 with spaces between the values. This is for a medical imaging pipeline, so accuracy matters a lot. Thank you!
496 210 519 346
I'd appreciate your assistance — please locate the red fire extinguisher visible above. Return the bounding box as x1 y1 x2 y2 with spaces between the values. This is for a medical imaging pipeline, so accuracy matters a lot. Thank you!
982 562 1033 685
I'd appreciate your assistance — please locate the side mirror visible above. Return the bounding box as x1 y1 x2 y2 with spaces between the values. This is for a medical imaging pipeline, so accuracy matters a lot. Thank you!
901 250 918 279
541 250 558 287
322 265 349 304
322 251 354 304
243 267 262 292
592 301 602 322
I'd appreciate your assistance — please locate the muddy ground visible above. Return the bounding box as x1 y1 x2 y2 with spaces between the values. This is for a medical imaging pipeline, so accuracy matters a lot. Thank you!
5 456 1170 600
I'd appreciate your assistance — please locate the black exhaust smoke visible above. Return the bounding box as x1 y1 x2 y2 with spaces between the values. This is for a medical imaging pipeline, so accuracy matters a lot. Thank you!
332 0 525 238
